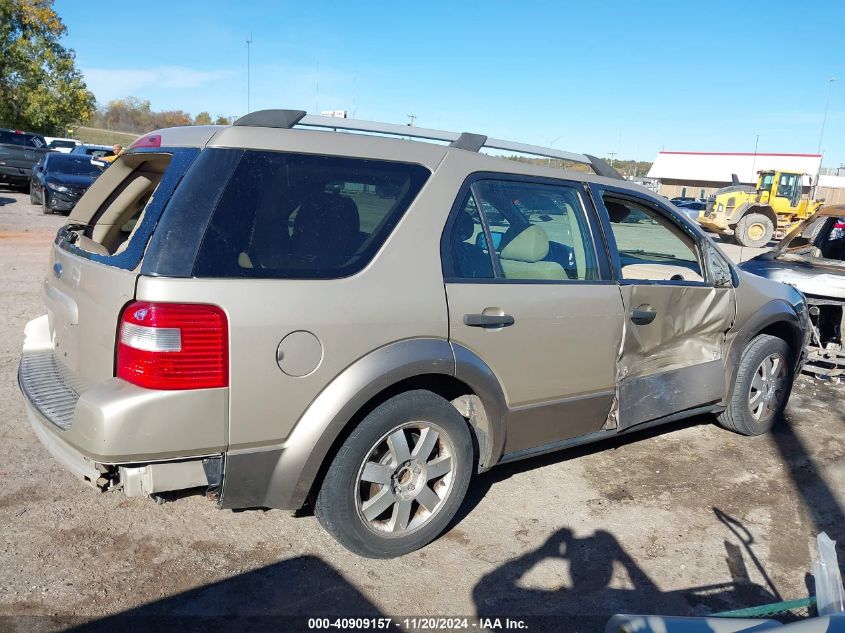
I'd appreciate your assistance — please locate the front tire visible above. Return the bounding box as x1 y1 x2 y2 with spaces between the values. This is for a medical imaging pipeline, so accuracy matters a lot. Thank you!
718 334 793 436
41 188 51 214
735 213 774 248
29 181 37 204
315 390 473 558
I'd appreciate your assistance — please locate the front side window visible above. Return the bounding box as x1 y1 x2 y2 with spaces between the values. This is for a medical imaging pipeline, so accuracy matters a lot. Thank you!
603 195 704 282
193 150 430 279
449 179 599 281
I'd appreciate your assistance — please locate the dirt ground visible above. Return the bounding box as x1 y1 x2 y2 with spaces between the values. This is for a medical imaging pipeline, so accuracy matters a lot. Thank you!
0 187 843 632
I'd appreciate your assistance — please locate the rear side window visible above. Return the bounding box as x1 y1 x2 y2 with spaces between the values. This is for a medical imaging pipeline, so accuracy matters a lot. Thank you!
193 151 430 279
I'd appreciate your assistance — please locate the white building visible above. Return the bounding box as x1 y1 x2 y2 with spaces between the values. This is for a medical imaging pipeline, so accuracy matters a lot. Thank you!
645 151 845 204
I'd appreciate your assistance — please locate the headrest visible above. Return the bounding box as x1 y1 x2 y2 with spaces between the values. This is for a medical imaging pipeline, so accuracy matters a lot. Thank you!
500 225 549 263
605 201 631 223
294 193 360 239
454 211 474 241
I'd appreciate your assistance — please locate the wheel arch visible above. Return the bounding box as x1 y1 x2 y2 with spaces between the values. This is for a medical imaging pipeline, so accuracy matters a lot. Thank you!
729 204 777 229
723 301 804 405
220 338 508 511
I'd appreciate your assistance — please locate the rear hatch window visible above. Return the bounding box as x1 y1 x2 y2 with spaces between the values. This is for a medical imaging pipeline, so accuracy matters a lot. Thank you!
0 130 46 148
58 148 198 269
152 149 430 279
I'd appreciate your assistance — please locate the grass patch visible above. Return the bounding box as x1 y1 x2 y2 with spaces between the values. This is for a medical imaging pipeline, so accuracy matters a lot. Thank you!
73 126 138 146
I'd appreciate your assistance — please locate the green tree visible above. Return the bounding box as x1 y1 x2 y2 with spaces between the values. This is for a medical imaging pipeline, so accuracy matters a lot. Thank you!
215 115 229 125
95 96 153 132
0 0 95 133
194 111 212 125
155 110 192 128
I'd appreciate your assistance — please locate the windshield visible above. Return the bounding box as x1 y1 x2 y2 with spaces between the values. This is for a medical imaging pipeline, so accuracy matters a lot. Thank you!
48 155 102 176
757 172 774 191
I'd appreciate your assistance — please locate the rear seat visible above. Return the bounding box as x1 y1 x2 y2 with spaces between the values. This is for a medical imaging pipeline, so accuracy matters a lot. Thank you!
499 225 566 280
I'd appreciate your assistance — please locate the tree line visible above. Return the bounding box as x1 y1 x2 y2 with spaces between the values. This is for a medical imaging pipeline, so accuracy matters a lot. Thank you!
88 97 230 134
0 0 229 135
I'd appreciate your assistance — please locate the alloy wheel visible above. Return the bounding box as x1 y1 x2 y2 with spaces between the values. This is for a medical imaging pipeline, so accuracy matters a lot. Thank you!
355 422 455 535
748 353 788 421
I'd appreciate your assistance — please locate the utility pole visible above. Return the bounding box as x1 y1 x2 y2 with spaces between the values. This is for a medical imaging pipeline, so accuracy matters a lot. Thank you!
246 32 253 113
407 113 416 127
818 77 836 154
607 152 617 168
751 134 759 181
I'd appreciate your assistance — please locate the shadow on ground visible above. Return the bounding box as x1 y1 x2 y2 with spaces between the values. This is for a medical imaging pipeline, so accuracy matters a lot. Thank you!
61 555 384 632
471 511 784 632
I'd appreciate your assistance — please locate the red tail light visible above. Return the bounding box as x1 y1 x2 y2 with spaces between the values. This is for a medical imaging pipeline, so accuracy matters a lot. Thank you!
116 302 228 390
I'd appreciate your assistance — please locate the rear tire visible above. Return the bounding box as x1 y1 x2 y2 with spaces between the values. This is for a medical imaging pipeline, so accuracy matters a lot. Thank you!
718 334 793 436
315 390 473 558
734 213 774 248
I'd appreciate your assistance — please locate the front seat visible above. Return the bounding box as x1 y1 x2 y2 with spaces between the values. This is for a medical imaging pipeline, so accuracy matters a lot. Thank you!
291 192 360 268
499 225 566 280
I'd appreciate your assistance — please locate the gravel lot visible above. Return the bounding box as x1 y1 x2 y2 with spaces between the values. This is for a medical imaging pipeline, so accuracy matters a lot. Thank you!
0 187 843 632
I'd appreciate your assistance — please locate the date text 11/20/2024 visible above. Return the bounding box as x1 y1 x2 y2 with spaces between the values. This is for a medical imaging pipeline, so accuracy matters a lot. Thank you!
307 617 529 630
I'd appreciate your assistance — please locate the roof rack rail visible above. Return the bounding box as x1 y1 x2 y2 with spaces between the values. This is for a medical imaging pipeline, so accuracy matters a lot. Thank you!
234 109 624 180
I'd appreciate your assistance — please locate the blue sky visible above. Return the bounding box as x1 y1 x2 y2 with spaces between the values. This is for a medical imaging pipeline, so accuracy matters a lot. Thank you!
56 0 844 165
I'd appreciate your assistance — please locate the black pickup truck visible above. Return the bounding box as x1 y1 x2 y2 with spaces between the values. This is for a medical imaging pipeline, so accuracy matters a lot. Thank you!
0 128 50 189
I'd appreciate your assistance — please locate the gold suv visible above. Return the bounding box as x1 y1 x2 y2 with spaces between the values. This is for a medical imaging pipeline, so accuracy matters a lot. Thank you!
19 110 809 557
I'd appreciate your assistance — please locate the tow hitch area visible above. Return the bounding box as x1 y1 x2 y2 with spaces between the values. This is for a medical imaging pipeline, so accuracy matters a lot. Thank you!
806 298 845 380
115 456 223 499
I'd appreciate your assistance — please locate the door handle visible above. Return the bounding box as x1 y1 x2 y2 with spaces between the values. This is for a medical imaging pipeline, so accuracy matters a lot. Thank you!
464 313 515 328
630 308 657 325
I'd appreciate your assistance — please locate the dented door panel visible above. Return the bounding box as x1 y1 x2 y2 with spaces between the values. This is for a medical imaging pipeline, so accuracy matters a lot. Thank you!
616 283 736 429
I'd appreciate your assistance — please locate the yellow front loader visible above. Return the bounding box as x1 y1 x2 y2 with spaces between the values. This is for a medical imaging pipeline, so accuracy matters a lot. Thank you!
698 170 824 247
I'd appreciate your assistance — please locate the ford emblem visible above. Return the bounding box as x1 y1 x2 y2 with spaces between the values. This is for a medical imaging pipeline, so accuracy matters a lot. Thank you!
52 262 62 278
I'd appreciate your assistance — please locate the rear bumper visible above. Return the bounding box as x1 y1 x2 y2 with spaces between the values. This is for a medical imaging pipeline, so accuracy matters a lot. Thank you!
23 391 221 496
26 399 101 487
19 314 226 496
0 164 29 182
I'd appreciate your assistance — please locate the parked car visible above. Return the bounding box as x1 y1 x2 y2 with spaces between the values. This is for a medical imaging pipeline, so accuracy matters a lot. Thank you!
670 196 700 205
740 204 845 378
19 110 809 558
0 128 50 189
45 137 82 153
71 144 115 159
673 200 707 222
29 152 105 214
